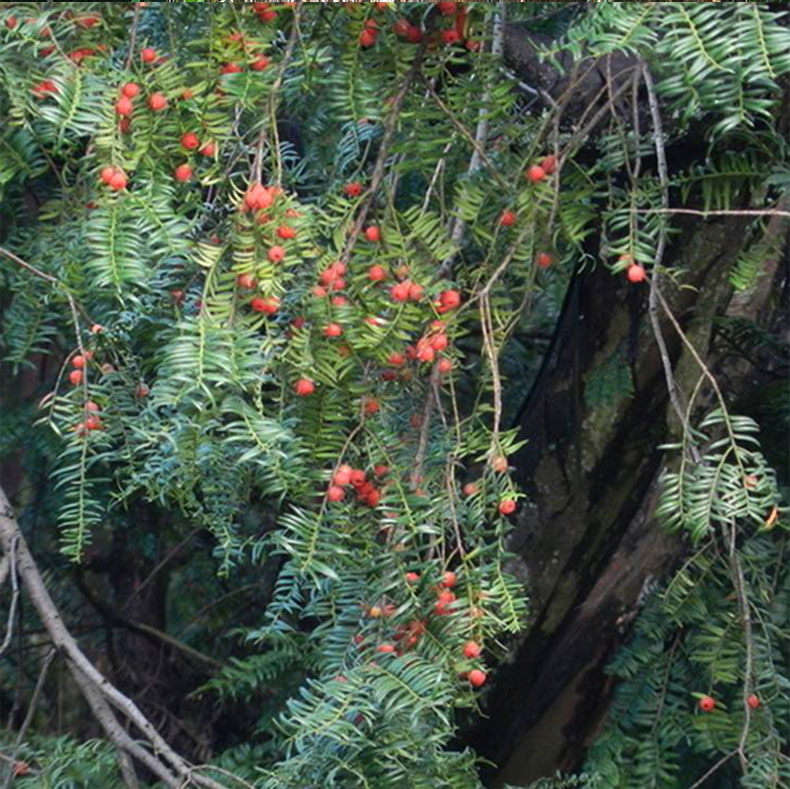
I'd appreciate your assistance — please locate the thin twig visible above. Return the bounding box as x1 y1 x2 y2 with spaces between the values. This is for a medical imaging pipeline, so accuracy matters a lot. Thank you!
340 42 426 263
642 64 688 430
0 537 19 657
633 207 790 219
124 3 142 72
686 749 737 789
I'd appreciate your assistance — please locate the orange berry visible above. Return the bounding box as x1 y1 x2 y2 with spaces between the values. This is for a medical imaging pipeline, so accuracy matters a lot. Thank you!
499 499 516 515
627 264 646 283
68 369 83 386
140 47 156 63
174 164 193 182
147 92 167 111
699 695 715 712
327 485 345 502
463 640 482 659
527 165 546 183
294 378 315 396
468 669 486 687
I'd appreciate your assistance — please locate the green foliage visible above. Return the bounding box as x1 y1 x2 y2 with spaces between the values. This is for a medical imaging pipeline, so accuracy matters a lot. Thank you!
0 2 788 787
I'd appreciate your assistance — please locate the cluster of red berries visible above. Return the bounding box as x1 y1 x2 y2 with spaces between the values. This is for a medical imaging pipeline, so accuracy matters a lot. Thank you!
698 693 761 713
244 182 276 212
99 165 128 192
315 260 348 298
327 464 388 508
393 18 422 44
252 2 278 23
359 17 379 48
414 320 449 364
251 295 280 315
435 288 461 314
526 154 557 183
391 278 424 303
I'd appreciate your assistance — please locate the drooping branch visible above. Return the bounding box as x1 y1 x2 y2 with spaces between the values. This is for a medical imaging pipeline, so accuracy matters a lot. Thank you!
0 486 232 789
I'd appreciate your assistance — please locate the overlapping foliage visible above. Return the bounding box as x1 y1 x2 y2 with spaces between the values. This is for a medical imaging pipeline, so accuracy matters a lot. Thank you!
0 2 788 787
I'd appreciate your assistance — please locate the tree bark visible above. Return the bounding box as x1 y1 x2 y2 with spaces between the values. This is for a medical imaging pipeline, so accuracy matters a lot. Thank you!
472 208 787 785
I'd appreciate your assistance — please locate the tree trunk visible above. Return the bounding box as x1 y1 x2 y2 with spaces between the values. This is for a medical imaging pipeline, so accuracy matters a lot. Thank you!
472 209 786 785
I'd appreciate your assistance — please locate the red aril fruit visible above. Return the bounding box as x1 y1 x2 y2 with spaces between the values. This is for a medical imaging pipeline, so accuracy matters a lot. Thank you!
116 96 133 116
84 415 102 431
121 82 139 98
148 92 167 111
541 155 557 174
71 355 86 369
408 283 424 301
387 351 405 366
324 323 343 338
699 695 715 712
140 47 156 63
499 499 516 515
100 166 115 184
334 465 353 486
359 28 377 47
277 225 297 240
174 164 193 182
69 370 83 386
441 29 461 45
221 62 244 75
199 141 215 156
368 265 387 282
747 694 761 709
405 571 420 583
327 485 345 502
537 252 553 269
391 282 410 302
627 264 646 283
250 56 270 71
437 358 452 374
365 226 381 242
463 641 482 659
294 378 315 396
268 246 285 263
463 482 479 496
527 165 546 183
376 644 396 654
468 669 487 687
109 171 127 191
237 273 256 289
500 210 516 227
442 571 457 588
180 132 199 150
438 1 458 14
344 182 363 198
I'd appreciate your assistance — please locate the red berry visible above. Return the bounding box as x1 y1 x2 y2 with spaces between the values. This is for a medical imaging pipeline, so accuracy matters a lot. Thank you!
541 155 557 174
441 29 461 45
277 225 297 240
408 283 424 301
148 92 167 111
368 265 387 282
250 56 270 71
359 28 377 47
221 62 244 75
442 571 457 588
121 82 140 98
84 401 100 413
84 415 102 431
527 165 546 183
327 485 345 502
747 694 761 709
250 296 279 314
468 669 487 687
68 370 83 386
537 253 553 269
140 47 156 63
405 572 420 583
438 1 458 14
437 358 452 374
699 695 716 712
365 226 381 242
268 246 286 263
244 183 274 211
116 96 133 116
237 273 256 289
344 182 363 198
324 323 343 338
463 482 479 496
109 171 127 191
294 378 315 396
6 16 18 29
500 210 516 227
334 465 353 485
387 351 405 366
499 499 516 516
181 132 199 150
391 281 410 302
71 354 86 369
463 640 482 659
376 643 396 654
100 166 115 184
198 141 215 157
627 264 646 283
174 164 193 182
366 489 381 507
438 289 461 310
465 38 481 52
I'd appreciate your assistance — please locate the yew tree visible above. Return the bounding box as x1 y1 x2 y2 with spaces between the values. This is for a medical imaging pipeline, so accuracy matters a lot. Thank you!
0 2 788 788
